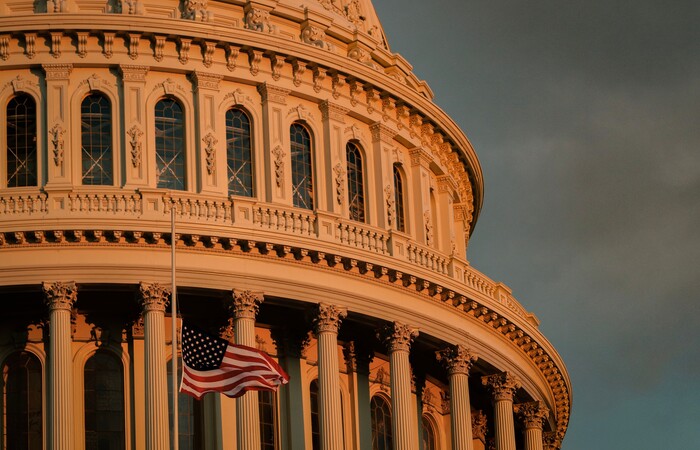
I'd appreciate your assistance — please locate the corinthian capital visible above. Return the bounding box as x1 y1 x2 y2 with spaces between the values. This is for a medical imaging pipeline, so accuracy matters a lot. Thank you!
312 303 347 334
514 401 550 430
138 282 170 312
378 321 418 353
42 281 77 311
231 289 264 319
435 344 478 376
481 372 521 401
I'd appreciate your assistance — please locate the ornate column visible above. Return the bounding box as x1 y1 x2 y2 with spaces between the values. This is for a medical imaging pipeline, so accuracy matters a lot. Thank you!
482 372 521 450
312 303 347 450
43 281 77 450
436 345 478 450
379 322 419 450
514 402 549 450
138 282 171 450
230 289 264 450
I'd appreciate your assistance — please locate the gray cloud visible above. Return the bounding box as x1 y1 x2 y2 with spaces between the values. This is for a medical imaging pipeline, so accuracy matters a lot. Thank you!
375 1 700 448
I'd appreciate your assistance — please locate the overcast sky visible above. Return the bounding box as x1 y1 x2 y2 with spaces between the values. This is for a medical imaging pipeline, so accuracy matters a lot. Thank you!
372 1 700 448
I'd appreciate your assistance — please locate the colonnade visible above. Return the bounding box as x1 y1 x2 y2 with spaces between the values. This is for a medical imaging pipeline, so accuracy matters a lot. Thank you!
40 282 554 450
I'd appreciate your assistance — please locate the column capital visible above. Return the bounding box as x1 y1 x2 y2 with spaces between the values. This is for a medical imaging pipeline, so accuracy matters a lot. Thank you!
138 282 170 313
190 70 223 91
42 281 77 311
378 321 418 353
119 64 149 82
319 100 348 122
435 344 478 376
482 372 521 401
370 122 397 144
231 289 264 319
514 401 550 430
312 303 347 334
257 82 290 104
42 63 73 81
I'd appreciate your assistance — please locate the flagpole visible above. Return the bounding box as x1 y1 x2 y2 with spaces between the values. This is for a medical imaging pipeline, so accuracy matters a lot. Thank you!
171 204 179 450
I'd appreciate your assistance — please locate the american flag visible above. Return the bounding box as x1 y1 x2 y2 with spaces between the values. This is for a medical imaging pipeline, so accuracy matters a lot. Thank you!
179 323 289 399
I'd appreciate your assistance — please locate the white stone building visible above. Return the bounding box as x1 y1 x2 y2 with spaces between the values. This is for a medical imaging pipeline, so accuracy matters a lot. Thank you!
0 1 571 449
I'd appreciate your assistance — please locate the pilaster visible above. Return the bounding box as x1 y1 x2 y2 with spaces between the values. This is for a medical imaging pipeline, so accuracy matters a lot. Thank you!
120 64 150 187
257 82 291 204
43 281 77 450
370 122 397 229
408 147 433 244
319 100 349 215
379 322 419 450
190 71 225 195
42 64 73 187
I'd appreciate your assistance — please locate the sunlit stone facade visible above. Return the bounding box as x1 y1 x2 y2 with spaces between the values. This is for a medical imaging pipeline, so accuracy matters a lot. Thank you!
0 1 571 449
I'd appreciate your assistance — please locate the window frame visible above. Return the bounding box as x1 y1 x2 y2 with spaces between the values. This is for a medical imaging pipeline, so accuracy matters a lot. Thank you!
290 122 314 210
80 92 114 186
154 96 187 191
4 92 39 188
346 141 367 223
225 107 255 198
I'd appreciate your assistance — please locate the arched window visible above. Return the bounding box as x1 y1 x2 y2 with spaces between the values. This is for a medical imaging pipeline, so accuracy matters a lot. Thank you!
226 108 254 197
2 351 42 450
81 93 113 185
168 359 202 450
258 390 277 450
393 164 406 232
290 123 313 210
346 142 366 222
421 415 437 450
84 351 125 450
6 93 37 187
370 395 392 450
155 98 185 190
309 379 320 450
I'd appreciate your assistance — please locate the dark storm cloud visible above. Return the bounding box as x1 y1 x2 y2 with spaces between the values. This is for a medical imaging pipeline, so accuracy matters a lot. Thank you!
374 1 700 448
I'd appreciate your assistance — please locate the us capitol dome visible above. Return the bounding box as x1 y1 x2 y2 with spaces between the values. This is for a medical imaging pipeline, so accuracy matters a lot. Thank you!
0 1 571 449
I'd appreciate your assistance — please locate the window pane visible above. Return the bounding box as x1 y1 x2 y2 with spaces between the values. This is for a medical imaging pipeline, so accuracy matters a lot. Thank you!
393 165 406 232
310 380 320 450
346 142 365 222
81 93 113 185
258 390 276 450
290 124 313 210
226 109 254 197
2 351 42 450
6 94 38 187
168 359 201 450
371 396 392 450
422 416 436 450
155 99 185 190
84 351 124 450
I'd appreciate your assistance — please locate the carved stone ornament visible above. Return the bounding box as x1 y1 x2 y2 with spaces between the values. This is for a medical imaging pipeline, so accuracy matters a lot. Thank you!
231 289 264 319
178 38 191 64
245 7 275 33
333 163 346 205
421 387 434 411
127 125 143 168
272 145 286 187
191 71 222 91
119 64 148 82
301 25 333 51
249 49 262 76
202 133 218 175
472 410 488 441
226 44 239 71
128 33 140 60
313 303 347 334
482 372 522 402
436 344 478 376
49 123 66 167
138 282 171 313
378 321 418 353
120 0 144 15
257 83 290 104
374 366 389 392
292 60 306 86
223 88 250 106
543 431 561 450
332 72 345 99
0 35 10 61
514 401 550 430
42 281 77 311
384 185 395 226
424 211 434 246
131 316 145 338
182 0 212 21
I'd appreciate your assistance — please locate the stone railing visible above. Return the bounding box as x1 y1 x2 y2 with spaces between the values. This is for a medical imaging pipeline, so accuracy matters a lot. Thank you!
68 191 142 215
252 205 316 236
336 220 389 255
162 192 232 223
0 191 47 216
406 241 448 275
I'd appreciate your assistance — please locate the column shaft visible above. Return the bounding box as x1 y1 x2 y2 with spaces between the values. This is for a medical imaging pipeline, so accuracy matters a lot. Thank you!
317 331 344 450
140 283 171 450
524 427 543 450
450 373 474 450
232 290 264 450
43 281 77 450
494 399 517 450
